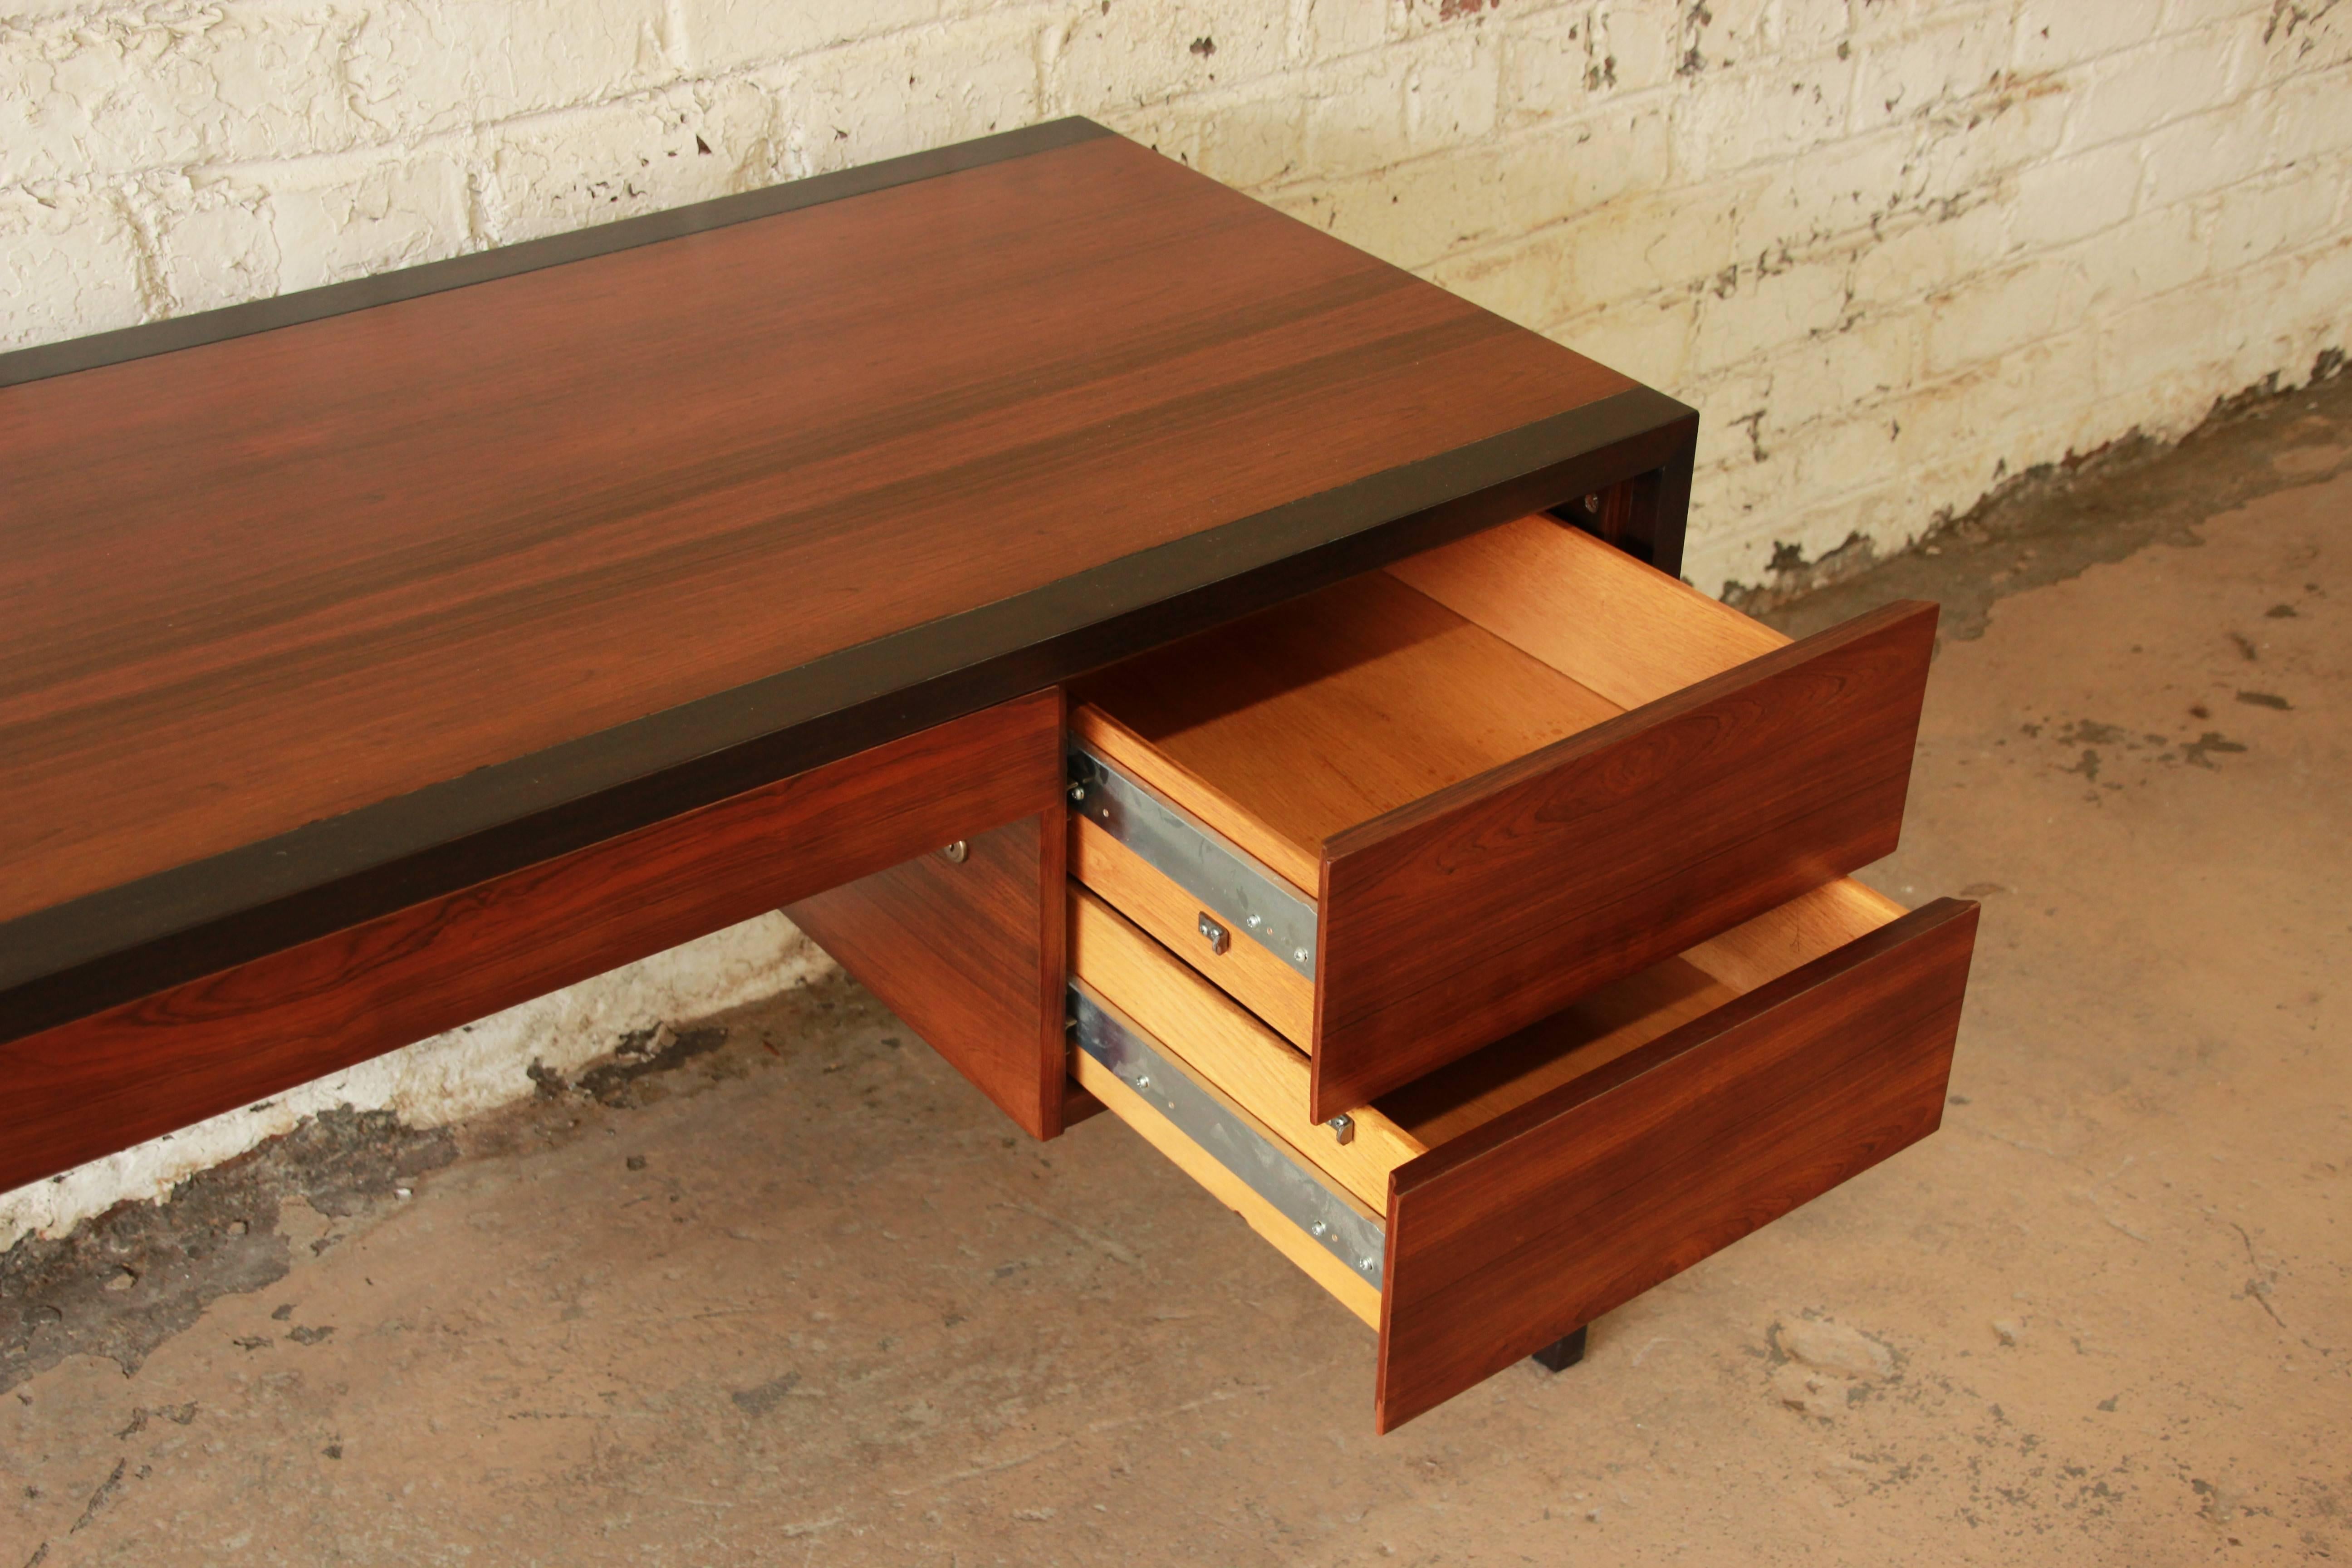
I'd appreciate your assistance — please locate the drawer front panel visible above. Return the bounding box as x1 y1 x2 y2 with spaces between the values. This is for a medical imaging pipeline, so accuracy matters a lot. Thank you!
1374 897 1978 1432
1313 598 1939 1121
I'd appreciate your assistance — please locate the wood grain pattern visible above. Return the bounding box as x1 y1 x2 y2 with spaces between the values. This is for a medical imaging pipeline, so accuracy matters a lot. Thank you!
3 123 1648 1022
1068 812 1316 1047
0 692 1061 1194
1071 1034 1383 1331
786 802 1067 1141
1374 897 1980 1432
1070 572 1622 895
1385 514 1786 710
1068 883 1418 1211
1310 599 1940 1122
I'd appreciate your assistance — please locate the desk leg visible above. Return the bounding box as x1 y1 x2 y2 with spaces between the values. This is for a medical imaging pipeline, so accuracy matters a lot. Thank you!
785 805 1070 1140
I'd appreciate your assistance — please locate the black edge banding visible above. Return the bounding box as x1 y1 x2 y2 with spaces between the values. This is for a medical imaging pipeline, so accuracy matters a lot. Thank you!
0 118 1113 390
1 383 1695 1040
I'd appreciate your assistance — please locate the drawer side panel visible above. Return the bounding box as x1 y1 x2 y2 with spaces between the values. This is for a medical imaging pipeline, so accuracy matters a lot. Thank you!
1373 897 1977 1432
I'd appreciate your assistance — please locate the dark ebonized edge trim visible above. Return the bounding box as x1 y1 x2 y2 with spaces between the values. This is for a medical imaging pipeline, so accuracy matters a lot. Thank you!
0 118 1113 390
0 383 1697 1040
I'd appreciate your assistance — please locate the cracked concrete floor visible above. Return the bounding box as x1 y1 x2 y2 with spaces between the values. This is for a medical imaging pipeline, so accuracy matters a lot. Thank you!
5 398 2348 1566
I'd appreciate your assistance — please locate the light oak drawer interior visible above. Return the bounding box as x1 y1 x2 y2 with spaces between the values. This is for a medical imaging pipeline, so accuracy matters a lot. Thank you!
1068 874 1979 1431
1069 512 1940 1119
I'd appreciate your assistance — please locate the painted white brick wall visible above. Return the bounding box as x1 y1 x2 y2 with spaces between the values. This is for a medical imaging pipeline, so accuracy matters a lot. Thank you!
5 0 2347 1242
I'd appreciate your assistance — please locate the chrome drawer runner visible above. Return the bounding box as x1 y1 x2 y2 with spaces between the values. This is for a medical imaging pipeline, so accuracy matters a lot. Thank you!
1069 982 1383 1287
1066 740 1319 978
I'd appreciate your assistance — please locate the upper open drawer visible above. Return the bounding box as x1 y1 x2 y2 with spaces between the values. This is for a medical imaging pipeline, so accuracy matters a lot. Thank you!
1068 514 1937 1121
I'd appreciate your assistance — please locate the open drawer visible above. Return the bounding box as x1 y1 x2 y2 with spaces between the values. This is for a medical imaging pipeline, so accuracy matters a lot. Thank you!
1068 514 1939 1121
1068 878 1978 1431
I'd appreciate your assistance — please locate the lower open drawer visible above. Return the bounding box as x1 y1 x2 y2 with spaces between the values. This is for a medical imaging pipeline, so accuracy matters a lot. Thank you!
1069 877 1978 1431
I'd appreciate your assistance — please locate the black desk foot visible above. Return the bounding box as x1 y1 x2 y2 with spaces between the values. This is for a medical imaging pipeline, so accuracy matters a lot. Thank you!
1530 1326 1588 1372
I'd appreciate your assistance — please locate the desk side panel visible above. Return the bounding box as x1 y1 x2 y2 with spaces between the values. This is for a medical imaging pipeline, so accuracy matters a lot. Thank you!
0 691 1061 1194
786 797 1069 1141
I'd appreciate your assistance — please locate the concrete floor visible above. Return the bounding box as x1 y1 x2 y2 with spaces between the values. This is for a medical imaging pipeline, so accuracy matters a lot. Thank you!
5 383 2347 1566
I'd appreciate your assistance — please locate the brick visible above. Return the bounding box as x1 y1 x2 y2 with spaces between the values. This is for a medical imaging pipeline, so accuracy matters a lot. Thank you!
1401 23 1503 153
2200 2 2308 108
240 147 475 293
1923 255 2088 376
1277 140 1509 270
1907 67 2071 194
141 168 280 315
1549 184 1744 308
2222 230 2352 381
1496 104 1669 234
1583 0 1682 96
1674 0 1765 73
1788 407 1910 512
2073 200 2210 306
1895 330 2100 477
2064 26 2250 151
1848 198 2012 303
0 5 367 182
2008 139 2143 250
1769 304 1931 415
1298 0 1396 58
1776 0 1862 54
1496 6 1614 128
338 0 679 146
1731 126 1916 257
1298 44 1409 178
0 180 148 348
1046 0 1293 112
1389 0 1502 44
1668 52 1859 181
1849 8 2018 136
770 14 1044 177
2091 280 2234 402
2264 61 2352 166
475 78 781 245
1112 80 1311 189
2139 101 2276 208
1690 252 1852 374
680 0 943 77
2011 0 2168 74
2203 162 2340 274
1544 292 1697 388
1426 225 1580 328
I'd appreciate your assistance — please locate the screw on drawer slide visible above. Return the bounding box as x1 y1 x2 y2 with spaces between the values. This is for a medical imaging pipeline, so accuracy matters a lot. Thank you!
1066 741 1319 979
1069 984 1383 1286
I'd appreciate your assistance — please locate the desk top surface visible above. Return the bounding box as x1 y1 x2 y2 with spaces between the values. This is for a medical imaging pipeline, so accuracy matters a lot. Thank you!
1 118 1673 1025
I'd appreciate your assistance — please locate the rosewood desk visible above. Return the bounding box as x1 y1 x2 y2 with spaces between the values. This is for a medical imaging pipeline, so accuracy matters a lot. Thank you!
0 119 1975 1431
